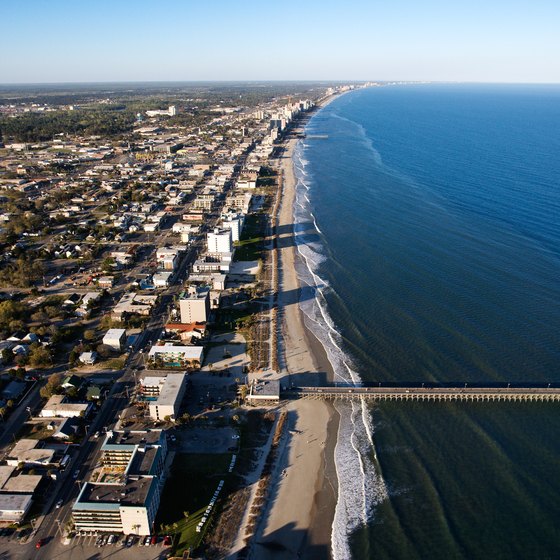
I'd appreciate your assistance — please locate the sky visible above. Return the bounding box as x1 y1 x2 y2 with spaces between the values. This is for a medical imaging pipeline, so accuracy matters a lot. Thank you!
1 0 559 84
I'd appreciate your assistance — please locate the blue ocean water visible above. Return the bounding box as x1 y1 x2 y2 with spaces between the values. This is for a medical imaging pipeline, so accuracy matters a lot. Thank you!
292 84 560 559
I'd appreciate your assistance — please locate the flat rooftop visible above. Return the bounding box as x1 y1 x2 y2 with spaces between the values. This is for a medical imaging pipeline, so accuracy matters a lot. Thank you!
104 430 163 448
0 466 16 489
249 380 280 401
74 477 155 508
128 447 160 476
157 373 187 407
0 493 33 513
1 474 42 494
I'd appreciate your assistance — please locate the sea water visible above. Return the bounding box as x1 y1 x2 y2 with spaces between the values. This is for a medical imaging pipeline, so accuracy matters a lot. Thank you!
292 84 560 559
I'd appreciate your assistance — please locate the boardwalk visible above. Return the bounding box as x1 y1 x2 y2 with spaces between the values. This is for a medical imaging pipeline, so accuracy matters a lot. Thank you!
285 385 560 402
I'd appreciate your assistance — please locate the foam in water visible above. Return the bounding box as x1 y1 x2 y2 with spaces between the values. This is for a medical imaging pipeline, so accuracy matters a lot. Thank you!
292 140 388 560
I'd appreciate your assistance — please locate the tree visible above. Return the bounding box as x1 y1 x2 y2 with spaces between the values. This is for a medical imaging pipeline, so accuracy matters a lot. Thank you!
68 348 79 367
28 344 53 367
1 348 13 365
40 372 63 399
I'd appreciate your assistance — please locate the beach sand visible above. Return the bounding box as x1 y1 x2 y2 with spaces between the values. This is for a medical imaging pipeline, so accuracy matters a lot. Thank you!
252 104 340 559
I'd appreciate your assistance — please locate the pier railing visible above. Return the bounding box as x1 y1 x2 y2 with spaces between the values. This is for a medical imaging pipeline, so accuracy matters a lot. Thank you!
284 386 560 402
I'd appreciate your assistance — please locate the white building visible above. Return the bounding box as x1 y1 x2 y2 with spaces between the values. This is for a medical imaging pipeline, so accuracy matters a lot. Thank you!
141 373 188 421
103 329 127 352
221 216 243 242
207 228 232 254
72 430 166 535
148 345 204 369
39 395 91 419
0 494 33 524
153 272 173 288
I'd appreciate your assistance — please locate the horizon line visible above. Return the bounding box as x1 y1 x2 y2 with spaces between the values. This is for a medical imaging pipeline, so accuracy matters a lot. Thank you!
1 79 560 88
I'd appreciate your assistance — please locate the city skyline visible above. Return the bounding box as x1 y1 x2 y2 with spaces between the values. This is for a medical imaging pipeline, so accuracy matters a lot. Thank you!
2 0 559 84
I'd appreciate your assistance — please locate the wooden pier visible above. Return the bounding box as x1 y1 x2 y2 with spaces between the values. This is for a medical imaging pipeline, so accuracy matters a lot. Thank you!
284 385 560 402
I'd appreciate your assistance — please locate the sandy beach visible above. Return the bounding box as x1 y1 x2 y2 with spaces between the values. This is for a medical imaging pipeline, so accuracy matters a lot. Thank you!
251 97 342 560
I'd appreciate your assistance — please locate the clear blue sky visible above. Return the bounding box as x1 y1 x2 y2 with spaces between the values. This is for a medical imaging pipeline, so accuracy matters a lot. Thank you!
2 0 559 83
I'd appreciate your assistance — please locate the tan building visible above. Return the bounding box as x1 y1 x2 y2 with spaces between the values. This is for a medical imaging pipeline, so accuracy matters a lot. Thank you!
179 286 210 324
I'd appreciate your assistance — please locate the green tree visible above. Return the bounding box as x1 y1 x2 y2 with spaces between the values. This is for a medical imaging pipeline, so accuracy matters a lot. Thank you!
83 329 96 342
40 372 63 399
1 348 13 365
28 344 53 367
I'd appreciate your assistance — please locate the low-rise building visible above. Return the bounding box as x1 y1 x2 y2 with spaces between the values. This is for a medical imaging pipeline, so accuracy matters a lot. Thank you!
147 344 204 369
0 494 33 524
248 380 280 403
39 395 91 419
140 373 188 421
6 439 56 467
103 329 127 351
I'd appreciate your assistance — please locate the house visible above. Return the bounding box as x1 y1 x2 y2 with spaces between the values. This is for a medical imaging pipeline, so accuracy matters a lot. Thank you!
98 276 115 289
39 395 91 418
6 439 56 467
61 375 83 392
79 351 97 365
102 329 127 352
1 380 27 401
153 272 173 288
52 417 80 440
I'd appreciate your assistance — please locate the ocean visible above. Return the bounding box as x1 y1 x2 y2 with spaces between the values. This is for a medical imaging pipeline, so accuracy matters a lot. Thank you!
292 84 560 559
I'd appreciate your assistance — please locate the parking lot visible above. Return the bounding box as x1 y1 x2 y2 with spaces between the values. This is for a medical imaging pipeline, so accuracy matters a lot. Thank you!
0 533 175 560
175 426 239 454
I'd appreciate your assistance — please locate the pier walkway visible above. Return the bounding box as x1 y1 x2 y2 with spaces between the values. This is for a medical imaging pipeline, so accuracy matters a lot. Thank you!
284 385 560 402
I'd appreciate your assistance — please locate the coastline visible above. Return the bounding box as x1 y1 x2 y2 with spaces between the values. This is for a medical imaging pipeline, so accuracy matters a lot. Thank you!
252 94 344 559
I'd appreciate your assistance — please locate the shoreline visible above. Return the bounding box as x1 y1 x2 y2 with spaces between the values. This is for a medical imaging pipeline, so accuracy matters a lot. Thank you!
252 93 344 559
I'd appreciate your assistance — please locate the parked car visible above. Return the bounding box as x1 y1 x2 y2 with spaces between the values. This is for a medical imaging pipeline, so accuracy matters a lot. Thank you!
73 469 80 480
36 539 45 549
163 535 172 546
151 535 158 545
55 499 63 509
126 534 135 547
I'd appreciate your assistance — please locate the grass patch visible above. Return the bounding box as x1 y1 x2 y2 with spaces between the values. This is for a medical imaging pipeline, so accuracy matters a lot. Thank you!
16 422 53 441
233 214 266 261
103 357 126 370
156 453 233 556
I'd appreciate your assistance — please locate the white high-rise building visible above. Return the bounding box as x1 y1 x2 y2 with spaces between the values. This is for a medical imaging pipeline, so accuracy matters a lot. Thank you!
207 228 232 254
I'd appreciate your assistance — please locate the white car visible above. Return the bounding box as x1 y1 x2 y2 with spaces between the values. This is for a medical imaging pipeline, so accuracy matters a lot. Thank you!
56 499 63 509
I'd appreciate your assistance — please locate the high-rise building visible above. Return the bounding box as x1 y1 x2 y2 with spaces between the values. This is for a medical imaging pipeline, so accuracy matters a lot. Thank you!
179 286 210 323
207 228 232 254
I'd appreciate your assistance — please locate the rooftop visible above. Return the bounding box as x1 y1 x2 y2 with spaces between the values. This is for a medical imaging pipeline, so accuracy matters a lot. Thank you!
1 474 42 494
74 477 155 509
